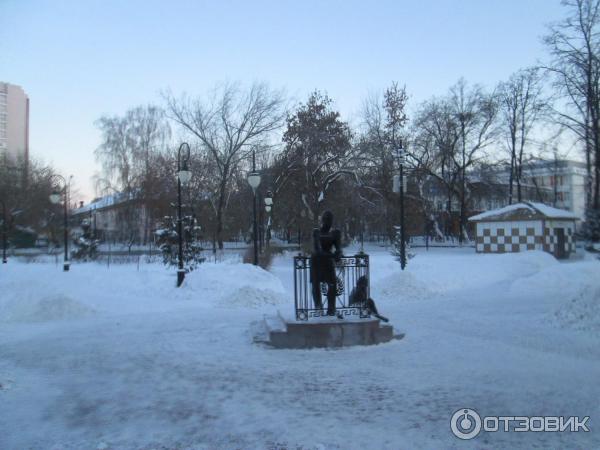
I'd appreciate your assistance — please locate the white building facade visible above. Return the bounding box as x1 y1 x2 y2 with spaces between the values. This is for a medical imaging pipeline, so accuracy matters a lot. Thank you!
464 159 587 218
71 193 150 243
521 159 587 220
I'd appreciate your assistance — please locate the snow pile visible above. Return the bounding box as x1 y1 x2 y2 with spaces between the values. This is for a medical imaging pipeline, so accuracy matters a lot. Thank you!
357 248 559 302
373 271 438 302
548 278 600 333
551 285 600 332
554 287 600 332
0 260 288 323
0 294 96 323
504 255 600 333
227 286 286 307
509 254 589 300
410 250 557 294
186 261 287 308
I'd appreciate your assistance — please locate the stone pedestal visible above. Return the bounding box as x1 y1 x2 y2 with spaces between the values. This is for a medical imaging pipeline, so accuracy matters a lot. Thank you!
256 313 398 349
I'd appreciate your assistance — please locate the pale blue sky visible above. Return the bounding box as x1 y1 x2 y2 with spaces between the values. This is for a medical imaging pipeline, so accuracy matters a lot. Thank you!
1 0 566 201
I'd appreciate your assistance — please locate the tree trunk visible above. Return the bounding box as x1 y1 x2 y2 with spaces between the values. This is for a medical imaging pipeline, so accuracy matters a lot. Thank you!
508 152 515 205
593 113 600 210
215 165 230 250
459 122 466 244
459 174 465 244
517 110 526 203
446 190 453 239
595 144 600 209
216 190 225 250
516 158 523 203
509 114 517 205
215 201 224 250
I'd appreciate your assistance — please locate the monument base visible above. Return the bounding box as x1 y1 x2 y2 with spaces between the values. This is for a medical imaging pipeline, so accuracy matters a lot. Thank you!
254 312 400 349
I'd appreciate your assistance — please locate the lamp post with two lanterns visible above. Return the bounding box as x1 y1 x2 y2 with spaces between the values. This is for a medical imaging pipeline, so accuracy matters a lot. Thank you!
176 143 192 287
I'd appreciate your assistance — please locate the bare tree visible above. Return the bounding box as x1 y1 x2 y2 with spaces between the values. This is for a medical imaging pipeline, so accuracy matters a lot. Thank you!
95 105 171 243
412 79 497 241
412 97 461 237
164 82 286 248
544 0 600 215
450 79 498 241
498 68 548 203
358 83 413 239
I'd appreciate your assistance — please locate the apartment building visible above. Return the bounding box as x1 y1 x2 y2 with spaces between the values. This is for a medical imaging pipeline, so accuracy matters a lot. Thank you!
0 82 29 166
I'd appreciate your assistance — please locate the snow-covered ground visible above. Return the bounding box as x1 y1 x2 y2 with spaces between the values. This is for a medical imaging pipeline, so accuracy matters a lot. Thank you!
0 246 599 449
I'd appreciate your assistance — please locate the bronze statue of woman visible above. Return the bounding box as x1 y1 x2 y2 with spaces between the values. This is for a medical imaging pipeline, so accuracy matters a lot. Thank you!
310 210 342 316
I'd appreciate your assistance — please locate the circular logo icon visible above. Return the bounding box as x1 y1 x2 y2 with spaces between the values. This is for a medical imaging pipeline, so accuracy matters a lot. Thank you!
450 408 482 440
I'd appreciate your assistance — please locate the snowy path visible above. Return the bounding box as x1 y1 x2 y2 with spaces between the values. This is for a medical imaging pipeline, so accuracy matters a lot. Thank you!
1 248 599 449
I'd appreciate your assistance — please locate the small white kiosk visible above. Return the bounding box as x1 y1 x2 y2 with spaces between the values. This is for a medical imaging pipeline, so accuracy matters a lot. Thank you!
468 202 579 259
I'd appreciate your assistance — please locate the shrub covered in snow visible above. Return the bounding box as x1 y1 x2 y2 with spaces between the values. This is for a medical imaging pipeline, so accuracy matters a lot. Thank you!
71 218 99 261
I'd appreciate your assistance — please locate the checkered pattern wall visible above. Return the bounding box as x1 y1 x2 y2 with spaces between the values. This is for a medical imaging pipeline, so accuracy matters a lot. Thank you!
475 220 575 255
542 222 576 254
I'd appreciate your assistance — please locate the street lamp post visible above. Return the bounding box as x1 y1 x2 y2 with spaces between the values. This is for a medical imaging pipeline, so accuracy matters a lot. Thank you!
49 174 70 271
1 200 7 264
92 206 97 239
176 143 192 287
393 144 407 270
360 215 364 253
264 191 273 248
258 192 264 254
246 150 261 266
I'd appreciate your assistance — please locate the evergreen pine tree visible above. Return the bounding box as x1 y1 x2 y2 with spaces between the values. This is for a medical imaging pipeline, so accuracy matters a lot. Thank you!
155 215 205 271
